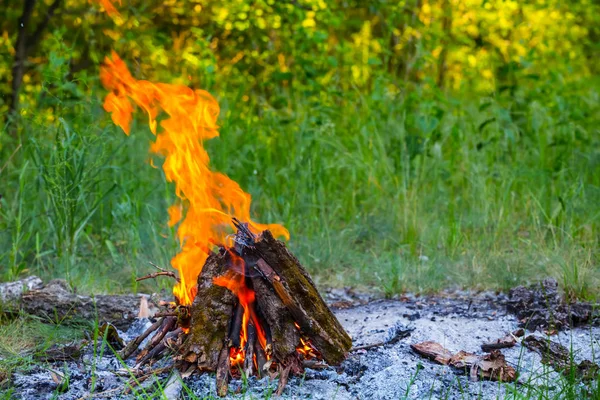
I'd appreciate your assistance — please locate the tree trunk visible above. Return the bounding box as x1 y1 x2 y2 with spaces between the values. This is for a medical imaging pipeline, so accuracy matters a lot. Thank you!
8 0 36 131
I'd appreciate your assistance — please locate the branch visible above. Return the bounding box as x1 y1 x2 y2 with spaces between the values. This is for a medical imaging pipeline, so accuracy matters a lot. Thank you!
136 271 180 283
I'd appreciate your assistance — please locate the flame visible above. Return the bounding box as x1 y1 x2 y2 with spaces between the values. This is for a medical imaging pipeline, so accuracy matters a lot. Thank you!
213 251 269 366
100 52 289 305
294 322 319 359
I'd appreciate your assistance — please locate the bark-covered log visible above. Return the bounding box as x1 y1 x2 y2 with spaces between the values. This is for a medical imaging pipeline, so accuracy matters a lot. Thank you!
252 231 352 365
252 276 300 362
19 279 154 330
0 276 43 303
178 250 235 371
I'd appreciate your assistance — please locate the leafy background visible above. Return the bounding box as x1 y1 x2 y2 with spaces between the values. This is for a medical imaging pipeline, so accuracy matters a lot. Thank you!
1 0 599 299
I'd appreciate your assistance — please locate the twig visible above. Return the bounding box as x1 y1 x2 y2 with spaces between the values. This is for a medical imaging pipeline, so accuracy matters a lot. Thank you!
136 271 180 283
275 364 292 396
153 311 179 318
149 261 169 273
119 317 163 359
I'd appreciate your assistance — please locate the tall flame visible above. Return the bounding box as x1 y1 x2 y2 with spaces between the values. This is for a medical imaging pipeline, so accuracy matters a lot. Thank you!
100 52 289 305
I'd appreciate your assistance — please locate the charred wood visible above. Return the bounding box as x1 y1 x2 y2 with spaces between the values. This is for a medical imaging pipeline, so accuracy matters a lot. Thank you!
119 318 163 359
243 323 257 377
216 346 231 397
252 276 299 362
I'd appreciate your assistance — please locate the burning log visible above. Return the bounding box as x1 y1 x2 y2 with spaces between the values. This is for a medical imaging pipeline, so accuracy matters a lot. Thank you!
252 230 352 365
243 323 257 377
228 302 244 349
178 249 236 371
174 225 351 396
251 276 300 360
115 223 351 397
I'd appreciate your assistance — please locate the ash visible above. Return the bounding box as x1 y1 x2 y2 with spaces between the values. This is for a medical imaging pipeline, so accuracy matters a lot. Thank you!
6 288 599 399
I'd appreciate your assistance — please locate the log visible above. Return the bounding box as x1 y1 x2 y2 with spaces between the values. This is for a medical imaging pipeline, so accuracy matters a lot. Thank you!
251 276 300 362
252 231 352 365
178 250 235 371
216 346 231 397
19 279 154 330
243 323 257 377
0 275 42 303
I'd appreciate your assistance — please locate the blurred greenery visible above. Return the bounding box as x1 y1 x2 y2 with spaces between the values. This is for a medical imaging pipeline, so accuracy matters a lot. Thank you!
0 0 598 298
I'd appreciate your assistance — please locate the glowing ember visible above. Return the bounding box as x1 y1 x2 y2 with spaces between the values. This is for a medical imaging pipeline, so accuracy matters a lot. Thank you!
99 53 288 305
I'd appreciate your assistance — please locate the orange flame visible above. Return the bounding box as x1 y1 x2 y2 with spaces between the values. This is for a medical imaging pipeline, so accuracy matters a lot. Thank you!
213 252 268 366
100 52 289 305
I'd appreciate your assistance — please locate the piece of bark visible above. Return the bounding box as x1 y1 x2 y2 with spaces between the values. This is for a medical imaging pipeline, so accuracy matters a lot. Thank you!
251 231 352 365
35 341 85 362
449 350 480 369
275 364 292 396
178 250 235 371
216 346 231 397
522 335 569 369
411 341 453 365
0 276 43 303
251 276 300 361
471 350 516 382
481 333 517 352
20 279 154 330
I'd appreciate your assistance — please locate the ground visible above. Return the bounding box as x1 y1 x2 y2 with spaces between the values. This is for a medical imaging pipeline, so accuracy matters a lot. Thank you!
2 285 598 399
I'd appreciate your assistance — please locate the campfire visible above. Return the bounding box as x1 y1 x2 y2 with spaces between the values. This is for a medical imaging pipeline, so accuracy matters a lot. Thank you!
119 219 351 396
99 50 351 396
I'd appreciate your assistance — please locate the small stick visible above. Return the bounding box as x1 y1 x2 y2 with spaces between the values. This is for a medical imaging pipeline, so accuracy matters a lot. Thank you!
275 364 292 396
153 312 179 318
136 328 182 367
136 317 177 365
136 271 180 283
119 318 163 359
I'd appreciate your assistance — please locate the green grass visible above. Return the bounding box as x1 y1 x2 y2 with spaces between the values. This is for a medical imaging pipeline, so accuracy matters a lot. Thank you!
0 62 599 300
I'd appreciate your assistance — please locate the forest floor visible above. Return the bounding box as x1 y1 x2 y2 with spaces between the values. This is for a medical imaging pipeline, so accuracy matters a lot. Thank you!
1 280 599 399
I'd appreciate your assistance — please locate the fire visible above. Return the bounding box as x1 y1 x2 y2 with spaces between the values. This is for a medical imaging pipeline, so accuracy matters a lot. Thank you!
213 251 269 366
294 322 319 359
99 53 289 305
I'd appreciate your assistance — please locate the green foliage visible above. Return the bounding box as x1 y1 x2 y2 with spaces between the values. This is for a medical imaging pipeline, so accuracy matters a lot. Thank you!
0 0 599 298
